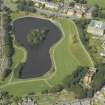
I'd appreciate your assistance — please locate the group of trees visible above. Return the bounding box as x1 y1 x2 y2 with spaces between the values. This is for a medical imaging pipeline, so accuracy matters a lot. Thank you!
0 91 12 105
91 63 105 93
74 20 105 98
0 90 37 105
47 64 105 99
3 8 14 61
17 0 36 12
46 67 89 99
87 4 105 18
74 20 90 47
1 8 14 80
62 67 89 98
97 7 105 18
27 29 49 47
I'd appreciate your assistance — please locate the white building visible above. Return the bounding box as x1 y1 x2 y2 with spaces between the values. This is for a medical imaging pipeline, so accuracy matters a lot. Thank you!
45 2 59 10
67 9 74 16
87 20 105 36
32 0 46 4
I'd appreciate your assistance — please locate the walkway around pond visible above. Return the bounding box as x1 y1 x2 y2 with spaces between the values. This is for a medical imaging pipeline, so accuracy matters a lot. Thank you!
0 18 94 96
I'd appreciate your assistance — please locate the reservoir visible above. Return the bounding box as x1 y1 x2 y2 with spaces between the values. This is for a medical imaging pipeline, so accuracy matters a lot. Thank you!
14 17 61 78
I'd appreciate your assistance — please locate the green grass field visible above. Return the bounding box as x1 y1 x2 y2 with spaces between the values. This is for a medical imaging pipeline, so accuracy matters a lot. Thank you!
88 0 105 8
11 44 27 69
48 18 94 85
0 18 94 96
2 80 49 95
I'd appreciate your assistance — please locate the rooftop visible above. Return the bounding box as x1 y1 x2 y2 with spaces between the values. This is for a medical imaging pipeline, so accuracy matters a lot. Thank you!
89 20 105 30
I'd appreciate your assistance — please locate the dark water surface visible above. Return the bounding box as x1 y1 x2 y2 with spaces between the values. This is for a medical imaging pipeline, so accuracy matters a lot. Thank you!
14 17 61 78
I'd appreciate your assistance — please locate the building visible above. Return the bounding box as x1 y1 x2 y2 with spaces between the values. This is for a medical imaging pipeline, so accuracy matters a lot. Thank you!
67 3 91 18
80 99 91 105
75 10 83 18
45 2 59 10
100 42 105 56
92 86 105 105
87 20 105 36
32 0 46 4
100 50 105 56
74 3 82 9
18 98 37 105
67 8 75 16
83 67 96 88
32 0 47 3
81 4 88 12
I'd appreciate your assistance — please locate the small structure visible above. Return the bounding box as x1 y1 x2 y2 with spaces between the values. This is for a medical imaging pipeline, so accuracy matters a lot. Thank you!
45 2 59 10
66 3 94 18
100 39 105 57
87 20 105 36
18 98 37 105
32 0 46 4
100 50 105 56
81 4 88 12
74 3 82 9
80 98 91 105
83 67 96 88
67 8 75 16
75 10 83 18
92 86 105 105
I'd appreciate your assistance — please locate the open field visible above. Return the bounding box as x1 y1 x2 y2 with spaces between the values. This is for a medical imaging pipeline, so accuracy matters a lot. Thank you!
0 17 94 96
48 18 94 85
88 0 105 8
2 80 49 95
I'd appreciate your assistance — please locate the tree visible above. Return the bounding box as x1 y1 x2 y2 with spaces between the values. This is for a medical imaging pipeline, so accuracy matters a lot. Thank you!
0 91 12 105
27 29 49 47
17 0 36 12
63 67 88 89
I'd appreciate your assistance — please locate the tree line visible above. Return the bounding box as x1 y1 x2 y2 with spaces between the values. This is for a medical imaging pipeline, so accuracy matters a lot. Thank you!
17 0 36 13
1 7 14 80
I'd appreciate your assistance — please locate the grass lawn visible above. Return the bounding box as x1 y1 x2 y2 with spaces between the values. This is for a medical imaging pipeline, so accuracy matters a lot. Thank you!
4 0 18 11
0 18 94 96
11 44 27 69
48 18 94 85
2 80 49 96
88 0 105 8
8 43 28 81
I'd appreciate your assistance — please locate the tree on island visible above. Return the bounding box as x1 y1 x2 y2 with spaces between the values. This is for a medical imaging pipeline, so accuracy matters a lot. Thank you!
27 29 49 47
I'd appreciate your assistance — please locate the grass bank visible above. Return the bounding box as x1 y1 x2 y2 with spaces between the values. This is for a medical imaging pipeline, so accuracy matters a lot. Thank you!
88 0 105 8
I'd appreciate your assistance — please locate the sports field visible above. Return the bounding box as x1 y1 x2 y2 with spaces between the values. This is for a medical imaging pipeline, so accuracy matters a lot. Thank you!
0 18 94 96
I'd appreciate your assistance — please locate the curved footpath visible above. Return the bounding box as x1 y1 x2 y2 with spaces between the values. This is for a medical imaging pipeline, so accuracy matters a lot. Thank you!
71 20 94 67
